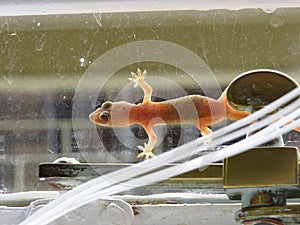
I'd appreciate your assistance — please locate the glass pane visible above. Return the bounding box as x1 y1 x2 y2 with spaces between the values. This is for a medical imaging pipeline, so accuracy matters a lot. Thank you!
0 2 299 193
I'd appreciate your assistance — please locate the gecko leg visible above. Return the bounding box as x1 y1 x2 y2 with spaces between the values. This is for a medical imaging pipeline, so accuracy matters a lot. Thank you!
195 119 213 136
195 120 213 147
129 68 153 103
137 125 157 160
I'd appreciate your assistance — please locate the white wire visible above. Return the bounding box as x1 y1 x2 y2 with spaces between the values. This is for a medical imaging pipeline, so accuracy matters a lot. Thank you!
20 87 300 225
35 107 300 225
72 107 300 210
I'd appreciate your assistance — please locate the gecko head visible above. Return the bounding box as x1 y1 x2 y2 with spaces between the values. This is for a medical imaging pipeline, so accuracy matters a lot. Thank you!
89 101 132 127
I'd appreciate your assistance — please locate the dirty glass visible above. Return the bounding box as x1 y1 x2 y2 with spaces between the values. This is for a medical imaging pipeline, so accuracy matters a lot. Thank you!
0 2 300 193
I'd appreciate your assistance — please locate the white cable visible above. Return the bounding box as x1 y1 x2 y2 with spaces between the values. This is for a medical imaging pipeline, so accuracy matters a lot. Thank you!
38 107 300 225
20 87 300 225
78 107 300 206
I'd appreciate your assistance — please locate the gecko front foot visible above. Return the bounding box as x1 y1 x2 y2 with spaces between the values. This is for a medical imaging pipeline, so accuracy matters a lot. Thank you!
129 68 147 88
136 144 155 160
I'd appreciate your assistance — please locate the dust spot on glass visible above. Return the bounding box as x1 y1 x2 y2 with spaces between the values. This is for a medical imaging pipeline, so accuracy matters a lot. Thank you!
153 47 162 55
58 73 65 79
0 22 9 34
0 187 8 194
112 22 121 29
265 83 273 89
3 74 13 84
104 13 112 19
79 57 91 67
9 104 21 113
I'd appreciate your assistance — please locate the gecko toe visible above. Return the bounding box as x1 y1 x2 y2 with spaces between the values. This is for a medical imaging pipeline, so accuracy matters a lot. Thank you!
136 144 155 160
137 152 145 159
141 70 147 78
137 152 156 160
137 145 145 151
129 68 147 88
137 68 142 76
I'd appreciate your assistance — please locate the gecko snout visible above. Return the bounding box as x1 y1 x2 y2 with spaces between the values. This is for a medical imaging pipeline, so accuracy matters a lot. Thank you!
89 112 97 123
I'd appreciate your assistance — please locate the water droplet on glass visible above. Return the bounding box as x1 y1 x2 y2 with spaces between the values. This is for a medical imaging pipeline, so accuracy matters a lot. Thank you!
128 33 136 39
265 83 273 88
270 16 285 28
288 33 300 55
36 33 45 51
262 6 276 14
9 104 21 113
79 57 88 67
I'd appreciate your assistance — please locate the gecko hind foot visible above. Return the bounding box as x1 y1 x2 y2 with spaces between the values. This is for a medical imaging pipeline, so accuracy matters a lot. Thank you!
129 68 147 88
136 145 155 160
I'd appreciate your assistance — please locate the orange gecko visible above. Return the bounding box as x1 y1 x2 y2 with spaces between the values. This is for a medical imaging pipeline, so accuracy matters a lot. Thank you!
89 69 249 160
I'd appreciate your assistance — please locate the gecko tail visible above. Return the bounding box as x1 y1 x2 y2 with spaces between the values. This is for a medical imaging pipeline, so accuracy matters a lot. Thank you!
219 89 250 121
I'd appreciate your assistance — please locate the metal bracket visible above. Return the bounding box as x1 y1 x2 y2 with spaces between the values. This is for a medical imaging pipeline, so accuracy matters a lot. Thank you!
224 69 300 224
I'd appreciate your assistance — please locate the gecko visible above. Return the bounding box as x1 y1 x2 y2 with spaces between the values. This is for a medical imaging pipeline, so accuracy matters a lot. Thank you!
89 68 250 160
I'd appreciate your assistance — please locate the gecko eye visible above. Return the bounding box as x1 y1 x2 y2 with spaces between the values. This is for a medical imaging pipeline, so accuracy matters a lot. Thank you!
99 111 110 122
102 101 112 109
